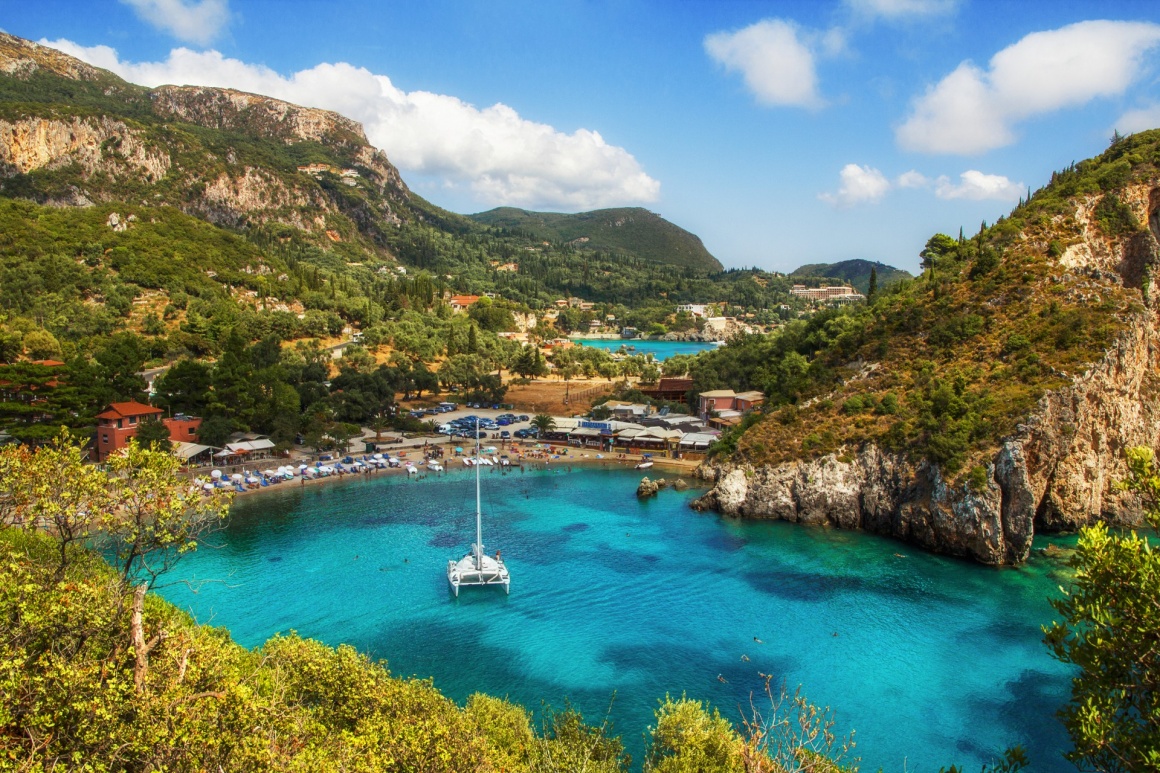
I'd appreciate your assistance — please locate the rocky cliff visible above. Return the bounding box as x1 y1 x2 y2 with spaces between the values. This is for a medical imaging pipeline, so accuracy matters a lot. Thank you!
0 32 412 247
694 178 1160 565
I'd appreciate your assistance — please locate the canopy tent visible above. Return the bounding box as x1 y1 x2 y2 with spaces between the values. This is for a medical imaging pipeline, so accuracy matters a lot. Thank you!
173 442 212 461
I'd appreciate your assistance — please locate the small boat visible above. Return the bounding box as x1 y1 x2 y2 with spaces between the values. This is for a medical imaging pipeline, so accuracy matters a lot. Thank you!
429 463 444 472
636 461 654 469
447 418 510 597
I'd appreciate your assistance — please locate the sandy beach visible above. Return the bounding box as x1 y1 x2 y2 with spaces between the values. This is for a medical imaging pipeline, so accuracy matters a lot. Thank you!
214 441 703 500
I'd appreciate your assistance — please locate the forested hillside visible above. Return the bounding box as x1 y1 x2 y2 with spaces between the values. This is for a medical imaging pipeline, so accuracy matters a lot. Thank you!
470 206 723 271
690 129 1160 565
790 258 912 294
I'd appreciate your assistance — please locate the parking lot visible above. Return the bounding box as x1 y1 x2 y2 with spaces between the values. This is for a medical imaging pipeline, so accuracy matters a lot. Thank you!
402 404 540 443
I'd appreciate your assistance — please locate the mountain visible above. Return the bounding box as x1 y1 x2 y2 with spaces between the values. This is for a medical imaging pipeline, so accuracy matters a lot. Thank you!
690 130 1160 566
469 206 723 272
790 259 912 293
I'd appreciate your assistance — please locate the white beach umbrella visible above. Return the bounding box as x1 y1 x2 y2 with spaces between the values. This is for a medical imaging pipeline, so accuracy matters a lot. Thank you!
211 469 222 479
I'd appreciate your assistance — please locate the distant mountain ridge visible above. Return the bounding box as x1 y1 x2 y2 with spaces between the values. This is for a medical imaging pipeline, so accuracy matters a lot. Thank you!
469 206 723 272
790 259 912 294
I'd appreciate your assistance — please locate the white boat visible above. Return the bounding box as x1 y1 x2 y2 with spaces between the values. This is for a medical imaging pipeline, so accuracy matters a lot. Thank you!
429 463 444 472
636 461 654 469
447 418 510 597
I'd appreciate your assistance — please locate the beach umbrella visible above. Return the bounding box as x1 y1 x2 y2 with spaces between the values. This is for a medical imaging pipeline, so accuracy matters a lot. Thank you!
230 473 243 481
203 483 214 491
211 469 222 479
373 453 383 459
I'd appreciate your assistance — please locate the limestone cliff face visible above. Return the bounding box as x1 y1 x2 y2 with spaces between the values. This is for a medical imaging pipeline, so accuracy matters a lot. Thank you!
0 32 411 235
694 182 1160 565
0 116 170 183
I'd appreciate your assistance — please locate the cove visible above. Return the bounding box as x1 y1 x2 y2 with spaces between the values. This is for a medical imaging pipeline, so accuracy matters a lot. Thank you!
570 338 720 360
158 467 1075 772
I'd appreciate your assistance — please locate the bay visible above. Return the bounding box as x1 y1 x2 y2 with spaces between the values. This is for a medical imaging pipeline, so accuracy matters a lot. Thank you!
159 466 1074 772
570 338 720 360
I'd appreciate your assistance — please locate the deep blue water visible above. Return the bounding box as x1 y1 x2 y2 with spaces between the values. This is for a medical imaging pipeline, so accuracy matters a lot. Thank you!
571 338 720 360
159 467 1075 772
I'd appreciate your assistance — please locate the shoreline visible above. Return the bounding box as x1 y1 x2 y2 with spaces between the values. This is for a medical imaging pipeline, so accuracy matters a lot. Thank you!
218 444 703 500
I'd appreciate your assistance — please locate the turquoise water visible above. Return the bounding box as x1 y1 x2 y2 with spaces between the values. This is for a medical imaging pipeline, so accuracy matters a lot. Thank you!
571 338 720 360
160 467 1075 772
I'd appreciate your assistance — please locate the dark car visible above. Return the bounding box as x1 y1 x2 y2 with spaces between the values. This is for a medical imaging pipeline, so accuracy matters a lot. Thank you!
425 408 440 415
497 417 512 426
499 430 511 439
517 415 529 422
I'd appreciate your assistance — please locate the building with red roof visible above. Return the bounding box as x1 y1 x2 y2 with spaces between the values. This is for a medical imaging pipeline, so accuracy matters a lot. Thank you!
94 401 202 460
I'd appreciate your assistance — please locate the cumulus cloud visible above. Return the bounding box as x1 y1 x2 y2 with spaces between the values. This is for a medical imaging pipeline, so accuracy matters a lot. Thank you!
1115 104 1160 134
845 0 959 20
819 163 891 207
896 170 930 188
119 0 230 46
898 20 1160 154
704 19 825 109
934 170 1023 201
40 40 659 211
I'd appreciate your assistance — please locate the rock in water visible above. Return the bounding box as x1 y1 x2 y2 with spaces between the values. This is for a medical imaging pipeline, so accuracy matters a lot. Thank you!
637 477 660 498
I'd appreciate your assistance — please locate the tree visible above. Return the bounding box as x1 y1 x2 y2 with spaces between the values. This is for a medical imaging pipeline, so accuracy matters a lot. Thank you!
0 432 112 580
867 267 878 300
920 233 958 277
153 359 213 415
531 413 557 435
103 440 231 590
1044 446 1160 773
23 329 62 360
135 417 173 454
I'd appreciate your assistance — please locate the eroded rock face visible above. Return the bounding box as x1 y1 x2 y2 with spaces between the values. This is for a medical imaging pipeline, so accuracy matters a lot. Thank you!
0 116 170 181
692 445 1032 565
694 183 1160 565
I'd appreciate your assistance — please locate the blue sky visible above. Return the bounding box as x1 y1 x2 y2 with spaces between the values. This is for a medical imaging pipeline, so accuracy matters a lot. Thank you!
5 0 1160 273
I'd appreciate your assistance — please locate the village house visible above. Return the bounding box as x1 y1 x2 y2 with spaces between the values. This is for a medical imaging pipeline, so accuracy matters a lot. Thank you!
94 402 202 461
448 294 481 313
639 377 694 404
697 389 765 424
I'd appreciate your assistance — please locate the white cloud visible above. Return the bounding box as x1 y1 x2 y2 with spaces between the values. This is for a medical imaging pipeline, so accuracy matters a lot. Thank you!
934 170 1023 201
40 40 659 211
704 19 824 109
119 0 230 46
898 20 1160 154
896 170 929 188
819 163 891 207
845 0 959 20
1115 104 1160 134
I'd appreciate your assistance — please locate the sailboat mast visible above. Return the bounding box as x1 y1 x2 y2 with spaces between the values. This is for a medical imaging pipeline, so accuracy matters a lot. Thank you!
475 418 482 568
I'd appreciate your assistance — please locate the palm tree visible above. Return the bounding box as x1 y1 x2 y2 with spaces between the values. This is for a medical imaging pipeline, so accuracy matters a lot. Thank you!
531 413 556 436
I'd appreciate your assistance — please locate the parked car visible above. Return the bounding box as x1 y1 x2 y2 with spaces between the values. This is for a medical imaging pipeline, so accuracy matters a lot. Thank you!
517 415 529 422
497 418 512 426
499 430 511 439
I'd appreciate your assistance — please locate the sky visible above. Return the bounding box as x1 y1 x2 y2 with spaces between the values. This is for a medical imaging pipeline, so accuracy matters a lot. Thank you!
5 0 1160 273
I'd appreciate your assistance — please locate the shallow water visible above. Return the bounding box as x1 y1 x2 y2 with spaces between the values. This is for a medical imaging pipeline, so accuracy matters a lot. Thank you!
160 467 1075 772
570 338 719 360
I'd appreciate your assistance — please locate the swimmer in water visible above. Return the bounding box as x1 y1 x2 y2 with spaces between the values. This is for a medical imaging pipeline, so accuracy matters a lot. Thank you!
753 636 764 644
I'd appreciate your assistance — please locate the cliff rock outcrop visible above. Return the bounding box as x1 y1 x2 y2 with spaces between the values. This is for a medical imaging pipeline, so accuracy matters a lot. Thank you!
694 182 1160 565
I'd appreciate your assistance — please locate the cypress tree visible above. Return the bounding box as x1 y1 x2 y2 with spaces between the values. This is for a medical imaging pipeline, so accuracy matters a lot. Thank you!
867 267 878 300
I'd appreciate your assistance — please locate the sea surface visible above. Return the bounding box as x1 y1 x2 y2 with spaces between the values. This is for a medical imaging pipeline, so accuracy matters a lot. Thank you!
159 467 1075 772
571 338 720 360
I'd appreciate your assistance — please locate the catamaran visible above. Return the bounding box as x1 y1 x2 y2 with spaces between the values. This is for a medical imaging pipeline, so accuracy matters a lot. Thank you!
447 420 510 597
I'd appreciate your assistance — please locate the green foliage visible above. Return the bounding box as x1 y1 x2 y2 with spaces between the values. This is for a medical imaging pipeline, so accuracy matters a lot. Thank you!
470 206 723 271
1043 447 1160 772
791 259 911 294
134 416 172 453
1094 193 1140 237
